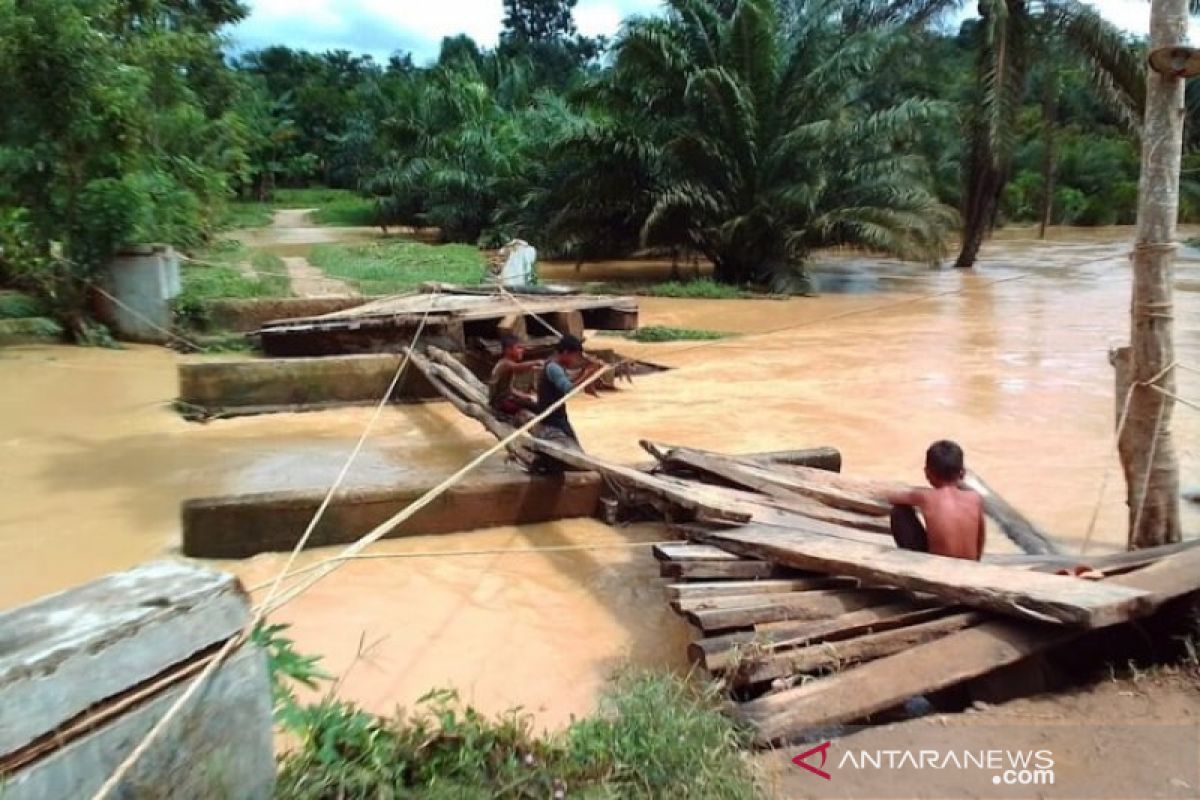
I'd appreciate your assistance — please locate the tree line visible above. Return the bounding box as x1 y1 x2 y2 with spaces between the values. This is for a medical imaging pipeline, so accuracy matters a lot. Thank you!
2 0 1198 307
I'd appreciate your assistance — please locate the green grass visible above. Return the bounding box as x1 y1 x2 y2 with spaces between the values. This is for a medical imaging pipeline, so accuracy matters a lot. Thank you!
260 624 760 799
309 239 487 295
274 671 760 799
621 325 732 343
219 187 377 231
175 240 291 327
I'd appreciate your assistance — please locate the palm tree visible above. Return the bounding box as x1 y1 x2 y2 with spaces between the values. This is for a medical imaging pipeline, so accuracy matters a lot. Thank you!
952 0 1143 267
559 0 956 290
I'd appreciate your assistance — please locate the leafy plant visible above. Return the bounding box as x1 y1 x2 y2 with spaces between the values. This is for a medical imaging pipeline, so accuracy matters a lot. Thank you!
251 622 332 733
275 668 762 799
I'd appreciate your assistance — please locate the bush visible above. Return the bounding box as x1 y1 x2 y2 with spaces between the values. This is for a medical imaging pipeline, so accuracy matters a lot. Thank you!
0 291 48 319
275 671 760 799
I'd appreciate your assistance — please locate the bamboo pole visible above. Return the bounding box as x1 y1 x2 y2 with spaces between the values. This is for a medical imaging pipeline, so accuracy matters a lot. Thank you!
1120 0 1186 548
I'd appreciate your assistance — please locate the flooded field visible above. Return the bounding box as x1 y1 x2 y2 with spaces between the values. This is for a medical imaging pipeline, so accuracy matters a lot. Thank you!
2 223 1198 728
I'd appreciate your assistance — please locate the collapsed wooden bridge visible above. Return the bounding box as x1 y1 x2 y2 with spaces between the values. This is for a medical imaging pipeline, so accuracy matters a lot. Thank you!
406 344 1200 745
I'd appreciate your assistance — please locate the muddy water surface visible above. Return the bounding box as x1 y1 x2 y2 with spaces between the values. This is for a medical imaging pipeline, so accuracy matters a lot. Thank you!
2 225 1198 728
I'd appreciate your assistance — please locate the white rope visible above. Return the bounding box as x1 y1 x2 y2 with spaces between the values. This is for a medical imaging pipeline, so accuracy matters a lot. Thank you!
90 290 443 799
258 363 614 615
248 538 675 593
88 282 205 352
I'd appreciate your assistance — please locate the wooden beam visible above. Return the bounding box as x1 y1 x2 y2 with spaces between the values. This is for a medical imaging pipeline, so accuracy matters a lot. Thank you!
661 561 790 581
962 471 1064 555
666 578 851 602
732 611 985 686
672 579 848 613
643 444 889 533
735 540 1200 743
690 603 946 671
652 543 741 562
698 525 1152 627
685 588 899 633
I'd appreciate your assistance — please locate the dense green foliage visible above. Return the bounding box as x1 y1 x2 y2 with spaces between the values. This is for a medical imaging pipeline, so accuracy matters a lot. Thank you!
4 0 1199 326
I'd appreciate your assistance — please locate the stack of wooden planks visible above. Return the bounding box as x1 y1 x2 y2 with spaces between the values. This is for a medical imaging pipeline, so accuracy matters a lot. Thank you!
408 343 1200 746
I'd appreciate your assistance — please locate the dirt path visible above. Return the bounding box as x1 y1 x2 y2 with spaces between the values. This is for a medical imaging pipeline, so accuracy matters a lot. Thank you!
757 671 1200 798
269 209 358 297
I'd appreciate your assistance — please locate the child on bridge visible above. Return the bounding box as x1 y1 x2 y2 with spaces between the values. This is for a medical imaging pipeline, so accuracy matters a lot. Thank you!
884 440 985 561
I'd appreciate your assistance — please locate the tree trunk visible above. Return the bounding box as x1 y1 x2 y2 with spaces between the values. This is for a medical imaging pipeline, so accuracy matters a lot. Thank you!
1118 0 1185 549
1038 74 1059 240
954 158 1001 269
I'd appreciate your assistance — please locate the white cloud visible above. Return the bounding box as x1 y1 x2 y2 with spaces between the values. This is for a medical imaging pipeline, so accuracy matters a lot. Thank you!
228 0 1193 64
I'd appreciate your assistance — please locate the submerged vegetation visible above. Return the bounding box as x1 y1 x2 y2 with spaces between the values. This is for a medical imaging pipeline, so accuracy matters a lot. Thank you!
260 623 760 799
622 325 733 342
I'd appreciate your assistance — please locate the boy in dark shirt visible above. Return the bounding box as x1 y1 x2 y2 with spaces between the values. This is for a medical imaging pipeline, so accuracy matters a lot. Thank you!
884 440 985 561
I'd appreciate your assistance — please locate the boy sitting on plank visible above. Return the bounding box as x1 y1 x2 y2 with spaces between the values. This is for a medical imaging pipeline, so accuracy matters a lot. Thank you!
884 440 985 560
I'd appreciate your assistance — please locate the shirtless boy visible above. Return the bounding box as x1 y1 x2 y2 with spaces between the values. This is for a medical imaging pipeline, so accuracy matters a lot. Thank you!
884 440 985 560
488 335 542 418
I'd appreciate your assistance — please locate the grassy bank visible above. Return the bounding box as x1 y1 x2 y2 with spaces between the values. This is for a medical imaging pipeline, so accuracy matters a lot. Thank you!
261 625 760 799
220 188 377 230
309 239 486 295
175 241 291 327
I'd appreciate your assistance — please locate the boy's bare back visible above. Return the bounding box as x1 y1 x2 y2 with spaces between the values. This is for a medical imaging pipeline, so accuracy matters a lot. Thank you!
910 486 984 560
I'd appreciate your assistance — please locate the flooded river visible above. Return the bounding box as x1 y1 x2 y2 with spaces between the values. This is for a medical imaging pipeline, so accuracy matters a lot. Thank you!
2 224 1198 728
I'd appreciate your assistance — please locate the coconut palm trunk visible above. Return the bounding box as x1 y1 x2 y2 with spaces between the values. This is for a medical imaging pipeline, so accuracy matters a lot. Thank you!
1117 0 1185 548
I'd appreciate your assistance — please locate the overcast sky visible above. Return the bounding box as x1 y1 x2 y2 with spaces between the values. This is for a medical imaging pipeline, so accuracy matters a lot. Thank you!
227 0 1175 64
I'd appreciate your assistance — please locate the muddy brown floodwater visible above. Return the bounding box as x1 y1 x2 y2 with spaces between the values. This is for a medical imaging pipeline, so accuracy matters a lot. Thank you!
1 224 1198 730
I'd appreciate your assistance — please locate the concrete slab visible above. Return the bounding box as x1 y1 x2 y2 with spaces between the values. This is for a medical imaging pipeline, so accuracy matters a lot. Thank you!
182 471 606 558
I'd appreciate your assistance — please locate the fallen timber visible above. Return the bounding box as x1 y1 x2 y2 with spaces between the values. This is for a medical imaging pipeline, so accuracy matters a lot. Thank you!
406 342 1200 746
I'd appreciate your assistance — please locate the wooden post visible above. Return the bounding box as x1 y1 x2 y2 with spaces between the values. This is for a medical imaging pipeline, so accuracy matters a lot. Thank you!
1119 0 1186 548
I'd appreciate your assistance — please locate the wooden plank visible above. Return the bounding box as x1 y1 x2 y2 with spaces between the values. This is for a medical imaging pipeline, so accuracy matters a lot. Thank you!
685 588 898 632
736 541 1200 743
652 543 742 562
672 579 848 613
962 471 1064 555
645 446 890 533
690 603 945 671
733 611 985 686
661 561 789 580
641 440 842 474
699 524 1152 627
666 578 849 601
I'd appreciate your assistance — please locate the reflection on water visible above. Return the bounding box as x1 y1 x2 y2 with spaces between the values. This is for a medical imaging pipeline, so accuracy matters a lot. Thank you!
2 223 1198 727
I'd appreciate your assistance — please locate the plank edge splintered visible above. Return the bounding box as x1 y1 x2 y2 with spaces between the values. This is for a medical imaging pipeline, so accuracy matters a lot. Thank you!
734 542 1200 745
697 524 1153 628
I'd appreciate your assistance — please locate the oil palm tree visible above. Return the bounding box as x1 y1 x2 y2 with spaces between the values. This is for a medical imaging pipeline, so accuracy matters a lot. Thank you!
952 0 1143 267
586 0 957 290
